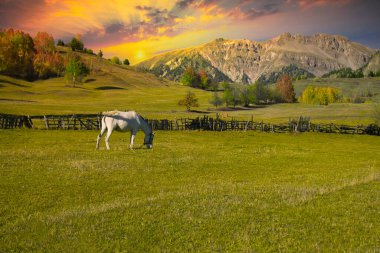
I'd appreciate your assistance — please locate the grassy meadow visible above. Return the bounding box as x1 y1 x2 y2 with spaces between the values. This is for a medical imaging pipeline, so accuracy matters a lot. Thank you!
0 129 379 252
1 57 380 251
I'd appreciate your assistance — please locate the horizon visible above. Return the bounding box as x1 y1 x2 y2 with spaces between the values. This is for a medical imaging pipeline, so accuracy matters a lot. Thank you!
1 0 380 64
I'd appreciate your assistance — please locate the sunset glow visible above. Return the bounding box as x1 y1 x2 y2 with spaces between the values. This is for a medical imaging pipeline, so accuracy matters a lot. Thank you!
1 0 379 64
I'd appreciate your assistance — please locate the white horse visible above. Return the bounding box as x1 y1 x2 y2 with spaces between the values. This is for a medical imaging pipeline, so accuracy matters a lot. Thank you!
96 110 154 150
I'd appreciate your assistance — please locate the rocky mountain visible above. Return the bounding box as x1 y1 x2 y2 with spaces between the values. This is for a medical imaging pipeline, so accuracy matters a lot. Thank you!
136 33 376 84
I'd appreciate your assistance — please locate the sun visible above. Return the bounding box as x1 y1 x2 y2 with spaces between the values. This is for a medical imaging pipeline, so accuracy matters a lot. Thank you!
136 50 145 61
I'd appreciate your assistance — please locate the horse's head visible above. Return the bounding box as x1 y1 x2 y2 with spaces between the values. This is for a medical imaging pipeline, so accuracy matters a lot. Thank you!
144 132 154 149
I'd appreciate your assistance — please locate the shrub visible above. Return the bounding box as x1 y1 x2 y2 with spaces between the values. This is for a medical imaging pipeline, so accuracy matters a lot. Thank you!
111 56 121 65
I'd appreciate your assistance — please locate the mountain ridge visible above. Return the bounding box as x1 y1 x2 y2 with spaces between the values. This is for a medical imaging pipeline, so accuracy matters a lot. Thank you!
136 33 376 84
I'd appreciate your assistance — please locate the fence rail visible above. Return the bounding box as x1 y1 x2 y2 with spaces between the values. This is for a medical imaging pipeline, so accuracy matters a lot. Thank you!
1 113 379 136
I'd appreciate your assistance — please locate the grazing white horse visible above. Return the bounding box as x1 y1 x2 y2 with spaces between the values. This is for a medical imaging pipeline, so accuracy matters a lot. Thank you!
96 110 154 150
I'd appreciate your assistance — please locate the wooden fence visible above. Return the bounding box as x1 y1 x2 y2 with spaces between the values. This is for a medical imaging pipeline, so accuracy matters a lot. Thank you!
1 113 379 136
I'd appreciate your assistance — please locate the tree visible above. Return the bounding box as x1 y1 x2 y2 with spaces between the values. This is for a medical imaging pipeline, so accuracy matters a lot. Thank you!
178 91 199 111
33 32 63 79
65 53 88 87
240 85 256 107
180 67 200 87
57 39 65 46
299 86 341 105
111 56 121 65
123 59 130 65
276 75 296 103
209 91 223 109
70 37 84 51
223 83 241 107
97 50 103 58
198 69 209 89
0 28 35 80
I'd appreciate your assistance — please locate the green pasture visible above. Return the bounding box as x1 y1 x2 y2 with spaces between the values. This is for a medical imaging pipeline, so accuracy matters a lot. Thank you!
0 129 379 252
1 74 379 124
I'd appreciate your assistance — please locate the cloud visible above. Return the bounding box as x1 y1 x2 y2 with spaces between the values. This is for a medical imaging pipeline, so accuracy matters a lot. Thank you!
296 0 352 9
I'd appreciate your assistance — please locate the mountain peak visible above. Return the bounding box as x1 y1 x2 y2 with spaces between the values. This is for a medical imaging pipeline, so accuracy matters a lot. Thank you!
137 33 375 84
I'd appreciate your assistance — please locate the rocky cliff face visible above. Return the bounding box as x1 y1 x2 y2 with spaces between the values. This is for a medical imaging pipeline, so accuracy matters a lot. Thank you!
136 33 375 84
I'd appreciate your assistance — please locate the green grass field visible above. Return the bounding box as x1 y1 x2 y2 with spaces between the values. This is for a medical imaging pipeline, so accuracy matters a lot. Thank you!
1 73 379 124
1 58 380 251
0 129 379 252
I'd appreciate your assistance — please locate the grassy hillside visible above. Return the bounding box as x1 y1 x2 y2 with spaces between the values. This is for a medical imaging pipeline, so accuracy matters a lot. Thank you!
1 130 379 252
1 48 379 124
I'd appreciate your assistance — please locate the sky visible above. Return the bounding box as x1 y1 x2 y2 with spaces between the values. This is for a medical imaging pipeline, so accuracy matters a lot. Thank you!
1 0 380 64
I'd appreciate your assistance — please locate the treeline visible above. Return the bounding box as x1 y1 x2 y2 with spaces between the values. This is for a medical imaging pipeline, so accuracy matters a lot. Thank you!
322 67 380 78
258 65 315 84
0 29 62 80
0 28 95 81
209 75 296 108
0 28 131 82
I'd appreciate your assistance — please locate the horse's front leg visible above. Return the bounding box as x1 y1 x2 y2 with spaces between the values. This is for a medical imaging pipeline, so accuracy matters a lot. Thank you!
130 130 137 149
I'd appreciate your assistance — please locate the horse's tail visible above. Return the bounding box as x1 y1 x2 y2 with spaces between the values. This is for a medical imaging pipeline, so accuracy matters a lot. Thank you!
96 116 108 149
101 116 107 130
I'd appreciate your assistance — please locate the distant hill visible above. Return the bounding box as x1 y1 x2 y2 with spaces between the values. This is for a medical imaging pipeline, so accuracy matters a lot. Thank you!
136 33 376 84
362 51 380 76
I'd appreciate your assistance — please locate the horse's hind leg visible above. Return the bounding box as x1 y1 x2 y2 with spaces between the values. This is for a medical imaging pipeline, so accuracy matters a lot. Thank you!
105 129 113 150
96 126 107 150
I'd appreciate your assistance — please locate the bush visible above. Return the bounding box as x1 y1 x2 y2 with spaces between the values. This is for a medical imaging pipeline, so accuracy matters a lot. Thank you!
111 56 121 65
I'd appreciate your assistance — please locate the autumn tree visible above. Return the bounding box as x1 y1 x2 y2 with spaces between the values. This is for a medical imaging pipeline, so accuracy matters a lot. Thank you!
0 28 35 80
299 86 341 105
33 32 64 79
178 91 199 111
276 75 296 103
180 67 200 87
198 69 209 89
123 59 130 65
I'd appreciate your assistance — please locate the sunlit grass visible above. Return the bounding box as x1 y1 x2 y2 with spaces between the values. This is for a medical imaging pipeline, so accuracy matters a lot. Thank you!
0 130 379 251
